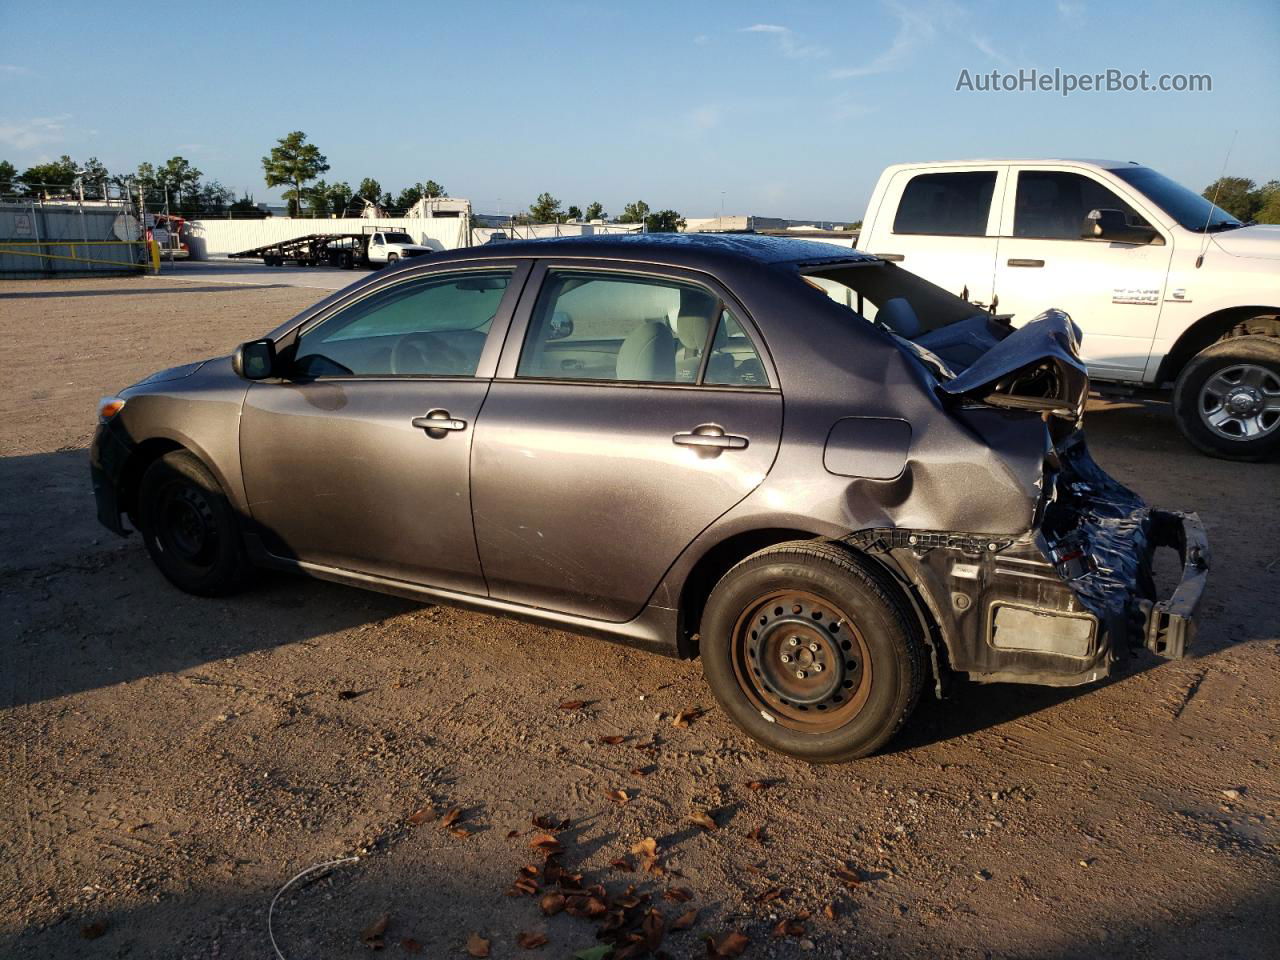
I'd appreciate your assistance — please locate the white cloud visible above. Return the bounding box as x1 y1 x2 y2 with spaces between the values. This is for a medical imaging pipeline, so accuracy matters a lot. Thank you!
0 114 69 151
0 64 31 75
969 31 1012 66
1057 0 1085 18
742 23 829 60
829 1 936 78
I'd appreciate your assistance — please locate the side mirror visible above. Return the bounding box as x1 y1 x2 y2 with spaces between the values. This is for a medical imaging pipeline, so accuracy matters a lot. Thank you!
547 311 574 341
1082 208 1160 245
232 339 277 380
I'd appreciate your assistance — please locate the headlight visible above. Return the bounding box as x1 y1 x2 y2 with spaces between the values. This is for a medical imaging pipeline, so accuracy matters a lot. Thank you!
98 396 126 422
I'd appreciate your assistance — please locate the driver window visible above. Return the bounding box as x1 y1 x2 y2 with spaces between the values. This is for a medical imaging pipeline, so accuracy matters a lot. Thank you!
1013 171 1149 240
292 271 512 377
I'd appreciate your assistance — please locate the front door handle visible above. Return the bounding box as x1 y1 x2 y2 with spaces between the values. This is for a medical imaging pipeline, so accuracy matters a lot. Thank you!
1007 258 1045 268
412 409 467 434
875 252 905 262
673 424 749 455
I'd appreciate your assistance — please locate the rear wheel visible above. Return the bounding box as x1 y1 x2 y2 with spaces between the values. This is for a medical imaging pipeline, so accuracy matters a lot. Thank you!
699 541 926 763
1173 335 1280 461
137 450 248 596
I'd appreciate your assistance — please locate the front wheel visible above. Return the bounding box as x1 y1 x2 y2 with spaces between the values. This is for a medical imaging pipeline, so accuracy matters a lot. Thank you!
1173 335 1280 461
137 450 249 596
699 541 926 763
385 253 399 267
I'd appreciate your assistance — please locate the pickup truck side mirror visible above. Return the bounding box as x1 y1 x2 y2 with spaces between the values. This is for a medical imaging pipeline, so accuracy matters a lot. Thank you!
1082 208 1161 245
232 339 277 380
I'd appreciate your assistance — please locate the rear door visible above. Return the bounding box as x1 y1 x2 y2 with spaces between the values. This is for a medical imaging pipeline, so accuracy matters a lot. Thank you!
992 167 1173 380
865 166 1006 308
239 263 528 593
470 261 783 622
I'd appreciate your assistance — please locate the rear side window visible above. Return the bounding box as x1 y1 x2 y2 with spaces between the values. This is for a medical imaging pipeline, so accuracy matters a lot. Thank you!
893 171 996 237
1013 171 1148 240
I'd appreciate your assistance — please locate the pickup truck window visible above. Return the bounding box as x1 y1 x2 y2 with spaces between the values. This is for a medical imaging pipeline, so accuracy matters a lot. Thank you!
1111 165 1241 232
1013 171 1147 240
893 171 996 237
383 232 415 244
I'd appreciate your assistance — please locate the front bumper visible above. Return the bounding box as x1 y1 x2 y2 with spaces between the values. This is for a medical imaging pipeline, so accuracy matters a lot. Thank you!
90 417 134 537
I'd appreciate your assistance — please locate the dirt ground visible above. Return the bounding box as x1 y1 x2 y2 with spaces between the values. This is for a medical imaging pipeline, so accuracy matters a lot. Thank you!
1 273 1277 960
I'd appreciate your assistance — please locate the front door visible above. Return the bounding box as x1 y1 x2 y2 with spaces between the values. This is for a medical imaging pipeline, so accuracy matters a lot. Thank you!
471 265 783 622
993 168 1173 380
240 265 524 593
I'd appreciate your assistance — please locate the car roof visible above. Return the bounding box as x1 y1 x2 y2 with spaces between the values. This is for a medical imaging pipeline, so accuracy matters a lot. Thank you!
883 158 1138 170
431 232 876 270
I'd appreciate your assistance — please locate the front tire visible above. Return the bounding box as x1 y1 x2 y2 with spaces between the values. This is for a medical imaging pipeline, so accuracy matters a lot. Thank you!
137 450 249 596
1173 335 1280 461
699 541 926 763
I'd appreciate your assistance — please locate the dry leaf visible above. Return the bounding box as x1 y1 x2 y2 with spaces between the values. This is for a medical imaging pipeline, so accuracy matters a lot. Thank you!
407 807 435 826
631 837 658 857
746 779 772 792
641 908 665 950
532 814 569 831
529 834 564 856
672 706 705 728
663 886 694 903
441 807 463 828
756 887 784 903
824 900 839 920
604 788 631 805
466 933 491 958
609 856 633 871
689 810 717 832
833 867 861 888
449 827 471 839
558 699 587 711
748 826 765 843
510 876 538 896
708 931 750 958
673 907 699 930
400 938 422 953
772 917 806 938
80 921 108 940
599 735 626 745
628 767 652 777
361 913 390 949
540 892 566 916
516 931 550 949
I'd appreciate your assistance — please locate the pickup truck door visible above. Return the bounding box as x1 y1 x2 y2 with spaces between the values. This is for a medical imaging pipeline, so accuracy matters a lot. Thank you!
863 166 1006 309
992 168 1174 381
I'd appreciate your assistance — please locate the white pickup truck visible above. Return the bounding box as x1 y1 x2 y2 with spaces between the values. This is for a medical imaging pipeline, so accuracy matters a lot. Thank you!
365 229 434 266
856 159 1280 460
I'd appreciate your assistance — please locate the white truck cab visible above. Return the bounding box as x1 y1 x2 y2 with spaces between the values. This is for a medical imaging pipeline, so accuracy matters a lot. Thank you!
365 230 434 266
857 160 1280 460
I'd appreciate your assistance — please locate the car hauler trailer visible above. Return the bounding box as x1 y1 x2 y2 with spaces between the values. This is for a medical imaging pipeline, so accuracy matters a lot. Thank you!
228 225 434 269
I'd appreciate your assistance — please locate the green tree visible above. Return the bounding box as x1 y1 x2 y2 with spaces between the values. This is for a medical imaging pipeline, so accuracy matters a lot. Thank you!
529 191 562 222
0 160 16 193
160 156 202 209
198 180 234 214
1202 176 1259 222
1255 180 1280 225
307 179 333 216
584 201 606 221
262 131 330 218
644 209 685 233
422 179 445 198
619 200 650 223
79 156 109 197
357 178 382 205
566 205 583 221
397 183 424 210
325 181 354 216
229 193 266 218
19 155 78 194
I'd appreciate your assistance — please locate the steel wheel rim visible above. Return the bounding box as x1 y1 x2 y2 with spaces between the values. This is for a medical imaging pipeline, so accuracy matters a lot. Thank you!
1198 362 1280 441
159 482 218 566
730 590 872 733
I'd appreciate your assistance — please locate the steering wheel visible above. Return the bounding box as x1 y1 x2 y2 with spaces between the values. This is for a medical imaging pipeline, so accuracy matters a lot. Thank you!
390 331 468 375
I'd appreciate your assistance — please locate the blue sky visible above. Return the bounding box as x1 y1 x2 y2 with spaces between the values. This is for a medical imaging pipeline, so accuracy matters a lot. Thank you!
2 0 1277 220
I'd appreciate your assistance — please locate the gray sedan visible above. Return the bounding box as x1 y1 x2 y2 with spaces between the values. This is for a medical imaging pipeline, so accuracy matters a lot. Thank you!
91 234 1208 762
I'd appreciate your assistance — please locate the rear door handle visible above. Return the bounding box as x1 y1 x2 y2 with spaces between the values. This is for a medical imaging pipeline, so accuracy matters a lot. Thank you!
1007 258 1045 268
673 424 749 453
875 252 905 262
412 409 467 433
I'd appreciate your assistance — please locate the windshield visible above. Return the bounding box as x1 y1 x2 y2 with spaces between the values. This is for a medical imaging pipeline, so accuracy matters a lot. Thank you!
383 232 415 244
1111 166 1242 232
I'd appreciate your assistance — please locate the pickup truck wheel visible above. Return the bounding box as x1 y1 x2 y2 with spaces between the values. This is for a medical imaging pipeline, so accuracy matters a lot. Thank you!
1173 335 1280 461
137 450 248 596
386 253 399 267
699 541 925 763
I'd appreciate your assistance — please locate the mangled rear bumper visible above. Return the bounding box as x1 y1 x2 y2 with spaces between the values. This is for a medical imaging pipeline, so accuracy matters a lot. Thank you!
852 436 1210 687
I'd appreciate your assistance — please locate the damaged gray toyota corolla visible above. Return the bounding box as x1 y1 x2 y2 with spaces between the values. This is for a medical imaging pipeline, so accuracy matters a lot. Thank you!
90 234 1209 762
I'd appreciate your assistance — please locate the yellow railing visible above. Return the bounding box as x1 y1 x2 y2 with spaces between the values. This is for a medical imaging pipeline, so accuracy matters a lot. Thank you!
0 239 157 272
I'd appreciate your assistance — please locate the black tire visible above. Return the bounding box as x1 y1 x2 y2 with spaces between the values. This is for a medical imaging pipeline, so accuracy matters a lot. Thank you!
1172 335 1280 462
386 253 399 267
699 541 926 763
137 450 248 596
